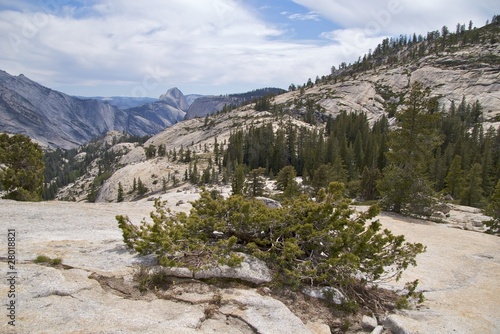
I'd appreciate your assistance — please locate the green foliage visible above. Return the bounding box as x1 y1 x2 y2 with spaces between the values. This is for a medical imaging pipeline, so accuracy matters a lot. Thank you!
33 255 62 266
117 182 124 202
231 164 246 195
484 180 500 235
0 134 45 201
395 279 425 309
444 155 464 199
117 183 425 310
460 163 483 207
137 177 148 195
244 167 266 197
42 133 150 200
276 165 301 198
145 145 157 159
378 82 442 216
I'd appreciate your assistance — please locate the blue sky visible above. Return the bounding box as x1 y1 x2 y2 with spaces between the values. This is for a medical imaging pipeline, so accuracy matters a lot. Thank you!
0 0 497 97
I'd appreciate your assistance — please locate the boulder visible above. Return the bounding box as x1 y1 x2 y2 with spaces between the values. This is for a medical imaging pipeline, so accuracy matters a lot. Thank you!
195 253 272 285
362 315 378 331
383 314 413 334
434 203 451 214
255 196 282 208
302 286 345 305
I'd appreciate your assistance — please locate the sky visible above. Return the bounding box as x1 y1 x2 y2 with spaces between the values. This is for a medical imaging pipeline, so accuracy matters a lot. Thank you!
0 0 497 97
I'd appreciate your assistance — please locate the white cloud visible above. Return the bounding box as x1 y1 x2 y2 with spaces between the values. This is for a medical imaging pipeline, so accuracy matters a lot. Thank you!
293 0 498 36
287 11 321 21
0 0 497 97
0 0 301 96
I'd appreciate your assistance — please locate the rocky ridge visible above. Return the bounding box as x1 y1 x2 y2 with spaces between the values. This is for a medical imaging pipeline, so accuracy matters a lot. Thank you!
275 43 500 126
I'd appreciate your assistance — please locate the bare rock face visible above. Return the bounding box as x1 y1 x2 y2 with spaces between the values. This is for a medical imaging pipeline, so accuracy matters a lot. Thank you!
0 200 319 334
274 43 500 126
159 87 190 111
184 95 240 119
1 194 499 334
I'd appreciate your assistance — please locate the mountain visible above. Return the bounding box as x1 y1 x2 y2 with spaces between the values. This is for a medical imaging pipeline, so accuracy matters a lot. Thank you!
91 96 158 109
184 87 286 119
125 87 187 135
46 20 500 203
0 71 187 149
185 94 204 106
0 70 130 149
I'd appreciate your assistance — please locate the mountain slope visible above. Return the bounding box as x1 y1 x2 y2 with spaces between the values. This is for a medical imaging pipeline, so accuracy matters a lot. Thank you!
274 45 500 126
0 71 131 149
184 87 286 119
91 96 158 109
0 71 187 149
125 87 187 136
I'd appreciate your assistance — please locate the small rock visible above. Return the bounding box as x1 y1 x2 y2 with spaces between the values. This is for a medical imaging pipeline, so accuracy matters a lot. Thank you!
371 325 384 334
431 211 446 219
149 266 193 278
383 314 412 334
434 203 451 214
306 321 331 334
255 196 282 208
472 220 484 228
302 286 345 305
362 315 378 331
220 289 314 334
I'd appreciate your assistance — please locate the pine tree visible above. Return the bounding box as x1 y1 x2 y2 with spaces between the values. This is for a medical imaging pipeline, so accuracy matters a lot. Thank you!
276 165 300 198
145 145 156 159
444 155 464 199
460 163 483 207
378 82 442 215
231 164 246 195
484 180 500 235
0 134 45 201
117 182 124 202
360 166 381 200
245 168 266 197
137 177 148 195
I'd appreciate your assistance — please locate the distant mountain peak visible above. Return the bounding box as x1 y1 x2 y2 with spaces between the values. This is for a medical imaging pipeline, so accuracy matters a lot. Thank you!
159 87 189 111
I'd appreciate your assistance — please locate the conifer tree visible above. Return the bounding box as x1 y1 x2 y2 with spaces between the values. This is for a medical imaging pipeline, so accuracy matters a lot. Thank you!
162 177 168 192
444 155 464 199
378 82 442 215
231 164 246 195
0 134 45 201
117 183 425 312
484 180 500 235
276 166 300 198
137 177 148 195
117 182 124 202
460 163 483 207
245 167 266 197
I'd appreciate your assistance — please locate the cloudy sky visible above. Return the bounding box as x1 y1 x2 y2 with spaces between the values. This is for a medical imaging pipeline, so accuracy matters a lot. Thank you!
0 0 497 97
